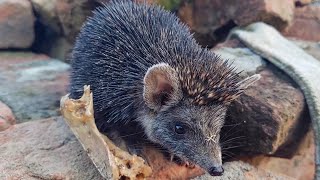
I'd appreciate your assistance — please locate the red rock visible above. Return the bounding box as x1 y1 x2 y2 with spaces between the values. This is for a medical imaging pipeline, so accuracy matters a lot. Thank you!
232 0 294 29
178 0 294 47
284 4 320 41
0 0 35 48
0 101 15 131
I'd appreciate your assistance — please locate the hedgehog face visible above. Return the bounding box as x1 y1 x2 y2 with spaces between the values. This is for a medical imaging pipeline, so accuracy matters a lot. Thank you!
147 101 226 176
141 62 259 176
141 63 226 175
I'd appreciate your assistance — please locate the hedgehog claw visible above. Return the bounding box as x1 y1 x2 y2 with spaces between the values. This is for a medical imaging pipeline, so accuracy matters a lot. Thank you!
171 155 195 169
185 161 196 169
170 154 174 162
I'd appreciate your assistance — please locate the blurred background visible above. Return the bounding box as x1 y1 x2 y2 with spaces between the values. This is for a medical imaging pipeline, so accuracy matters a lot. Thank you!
1 0 319 61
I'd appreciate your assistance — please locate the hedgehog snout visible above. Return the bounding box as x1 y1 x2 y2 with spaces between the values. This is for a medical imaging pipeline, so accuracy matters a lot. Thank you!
208 165 224 176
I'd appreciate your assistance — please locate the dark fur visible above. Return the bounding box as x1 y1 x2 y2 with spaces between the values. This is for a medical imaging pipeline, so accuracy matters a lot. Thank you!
69 0 258 176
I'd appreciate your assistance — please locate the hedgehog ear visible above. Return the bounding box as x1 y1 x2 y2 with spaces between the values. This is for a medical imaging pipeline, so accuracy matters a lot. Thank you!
143 63 182 111
237 74 261 90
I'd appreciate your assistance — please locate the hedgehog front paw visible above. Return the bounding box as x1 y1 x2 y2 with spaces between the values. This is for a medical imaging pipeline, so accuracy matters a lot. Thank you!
184 161 196 168
169 154 195 169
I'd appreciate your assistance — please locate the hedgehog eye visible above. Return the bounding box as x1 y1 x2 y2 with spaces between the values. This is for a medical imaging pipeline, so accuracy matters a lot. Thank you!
174 123 186 134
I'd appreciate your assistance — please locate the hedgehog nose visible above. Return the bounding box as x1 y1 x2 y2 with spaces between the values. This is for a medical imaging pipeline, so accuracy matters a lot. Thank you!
209 166 224 176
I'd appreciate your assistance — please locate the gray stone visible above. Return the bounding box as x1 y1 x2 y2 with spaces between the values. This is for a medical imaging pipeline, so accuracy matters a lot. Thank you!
289 38 320 61
193 161 293 180
17 60 70 82
213 47 266 77
0 52 69 123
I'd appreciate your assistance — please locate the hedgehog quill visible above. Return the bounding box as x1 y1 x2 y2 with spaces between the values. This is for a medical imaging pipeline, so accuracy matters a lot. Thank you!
69 1 260 176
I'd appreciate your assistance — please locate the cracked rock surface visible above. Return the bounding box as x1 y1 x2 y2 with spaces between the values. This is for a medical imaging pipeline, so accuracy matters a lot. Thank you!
0 117 103 180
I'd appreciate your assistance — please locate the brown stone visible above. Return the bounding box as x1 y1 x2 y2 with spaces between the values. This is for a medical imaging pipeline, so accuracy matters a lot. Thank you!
0 0 35 49
242 129 315 180
284 3 320 41
232 0 294 29
0 117 103 179
213 38 310 158
0 117 293 179
0 101 15 131
30 0 96 40
30 0 101 60
223 66 310 157
30 0 61 33
178 0 294 47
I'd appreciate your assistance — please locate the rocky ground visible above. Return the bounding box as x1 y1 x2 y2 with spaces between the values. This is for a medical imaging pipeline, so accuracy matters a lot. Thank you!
0 0 319 179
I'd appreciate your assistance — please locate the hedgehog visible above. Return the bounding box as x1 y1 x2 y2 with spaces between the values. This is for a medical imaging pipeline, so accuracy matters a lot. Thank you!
69 0 260 176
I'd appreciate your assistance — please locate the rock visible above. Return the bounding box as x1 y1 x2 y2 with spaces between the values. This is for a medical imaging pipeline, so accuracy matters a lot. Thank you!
46 37 73 62
232 0 294 29
194 161 293 180
0 0 35 49
284 3 320 41
213 38 309 157
230 22 320 178
295 0 320 6
30 0 98 42
0 101 15 131
0 117 292 179
290 38 320 61
0 52 70 123
177 0 294 47
224 66 309 157
30 0 61 33
30 0 102 60
242 129 315 180
213 47 267 77
0 117 103 179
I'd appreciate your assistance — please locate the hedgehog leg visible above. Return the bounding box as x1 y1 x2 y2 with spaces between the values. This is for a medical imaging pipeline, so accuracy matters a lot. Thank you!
168 153 196 169
162 152 195 168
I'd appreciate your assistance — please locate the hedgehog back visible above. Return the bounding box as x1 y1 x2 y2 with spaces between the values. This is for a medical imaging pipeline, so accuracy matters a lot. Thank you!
69 1 200 127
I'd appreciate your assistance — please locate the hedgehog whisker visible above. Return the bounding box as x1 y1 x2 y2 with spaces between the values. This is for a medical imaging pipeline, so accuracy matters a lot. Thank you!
222 152 234 159
117 131 145 138
221 136 245 145
220 124 241 140
222 145 244 150
223 122 242 127
220 127 243 142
